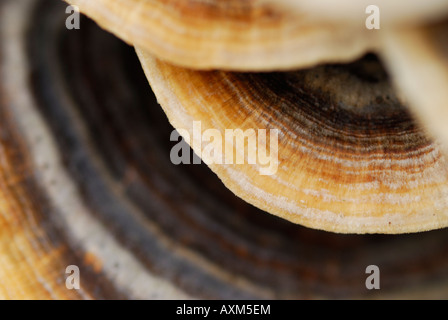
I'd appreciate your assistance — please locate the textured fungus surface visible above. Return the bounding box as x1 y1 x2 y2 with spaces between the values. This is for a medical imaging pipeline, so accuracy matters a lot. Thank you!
1 0 448 298
138 50 448 233
64 0 375 70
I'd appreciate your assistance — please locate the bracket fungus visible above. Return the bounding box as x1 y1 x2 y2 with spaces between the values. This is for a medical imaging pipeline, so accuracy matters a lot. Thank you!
3 0 448 299
64 0 448 234
64 0 376 70
137 51 448 234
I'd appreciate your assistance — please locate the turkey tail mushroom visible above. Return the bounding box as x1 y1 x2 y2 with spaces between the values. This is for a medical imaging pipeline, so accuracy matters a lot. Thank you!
3 0 448 300
63 0 376 70
136 50 448 234
65 0 448 233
